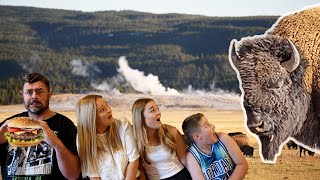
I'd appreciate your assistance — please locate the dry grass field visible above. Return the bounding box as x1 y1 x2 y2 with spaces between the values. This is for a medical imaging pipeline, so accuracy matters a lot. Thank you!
1 93 319 179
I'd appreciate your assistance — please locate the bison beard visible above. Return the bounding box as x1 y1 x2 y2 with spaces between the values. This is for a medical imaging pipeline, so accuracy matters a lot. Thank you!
228 6 320 163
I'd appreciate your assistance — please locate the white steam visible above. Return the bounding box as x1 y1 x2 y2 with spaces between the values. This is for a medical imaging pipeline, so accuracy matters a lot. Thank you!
183 85 240 101
70 59 100 77
68 56 240 108
21 51 42 72
91 81 121 94
117 56 179 95
92 81 112 91
90 75 125 94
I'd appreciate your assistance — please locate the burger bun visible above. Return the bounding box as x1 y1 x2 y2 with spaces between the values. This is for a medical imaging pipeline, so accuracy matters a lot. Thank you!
8 117 41 129
8 139 42 147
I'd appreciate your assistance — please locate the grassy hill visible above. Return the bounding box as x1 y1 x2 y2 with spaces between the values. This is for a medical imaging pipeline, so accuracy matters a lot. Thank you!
0 5 278 104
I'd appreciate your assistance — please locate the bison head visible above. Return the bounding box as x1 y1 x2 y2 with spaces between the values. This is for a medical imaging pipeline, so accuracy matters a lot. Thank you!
229 35 309 162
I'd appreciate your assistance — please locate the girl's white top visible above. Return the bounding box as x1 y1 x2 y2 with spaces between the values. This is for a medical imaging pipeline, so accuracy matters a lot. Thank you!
143 144 184 180
88 118 140 180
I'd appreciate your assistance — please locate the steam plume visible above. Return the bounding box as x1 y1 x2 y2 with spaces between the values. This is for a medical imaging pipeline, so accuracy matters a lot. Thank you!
117 56 179 95
70 59 100 77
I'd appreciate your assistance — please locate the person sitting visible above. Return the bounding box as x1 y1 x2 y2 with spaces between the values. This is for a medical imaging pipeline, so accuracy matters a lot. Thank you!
0 72 80 180
76 94 139 180
131 98 191 180
182 113 248 180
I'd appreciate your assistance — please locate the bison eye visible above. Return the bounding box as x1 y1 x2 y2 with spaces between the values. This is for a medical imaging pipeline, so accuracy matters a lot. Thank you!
284 77 292 86
266 76 292 89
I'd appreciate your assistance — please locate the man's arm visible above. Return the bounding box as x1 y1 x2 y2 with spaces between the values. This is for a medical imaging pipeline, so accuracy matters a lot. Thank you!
38 120 80 180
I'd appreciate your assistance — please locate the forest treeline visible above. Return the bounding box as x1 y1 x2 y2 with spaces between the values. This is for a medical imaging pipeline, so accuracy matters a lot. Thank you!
0 5 278 105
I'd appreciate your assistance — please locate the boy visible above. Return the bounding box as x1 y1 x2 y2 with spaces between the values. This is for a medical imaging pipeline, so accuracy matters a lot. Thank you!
182 113 248 180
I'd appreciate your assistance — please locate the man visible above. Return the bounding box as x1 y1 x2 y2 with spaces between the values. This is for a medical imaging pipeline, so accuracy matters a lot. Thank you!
0 73 80 180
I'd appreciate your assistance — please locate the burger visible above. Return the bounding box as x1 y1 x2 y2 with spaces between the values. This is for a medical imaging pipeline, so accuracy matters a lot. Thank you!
4 117 45 147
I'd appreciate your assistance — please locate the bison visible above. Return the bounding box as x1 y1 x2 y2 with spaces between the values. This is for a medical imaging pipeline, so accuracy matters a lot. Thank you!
228 132 254 157
228 132 250 147
240 145 254 157
286 140 298 150
299 146 315 157
228 6 320 162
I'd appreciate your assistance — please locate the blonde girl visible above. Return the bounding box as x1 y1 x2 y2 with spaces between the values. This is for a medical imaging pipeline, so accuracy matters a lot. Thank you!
76 95 139 180
132 98 191 180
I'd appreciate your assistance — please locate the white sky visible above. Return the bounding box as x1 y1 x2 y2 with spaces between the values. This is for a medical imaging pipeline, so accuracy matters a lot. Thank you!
0 0 319 17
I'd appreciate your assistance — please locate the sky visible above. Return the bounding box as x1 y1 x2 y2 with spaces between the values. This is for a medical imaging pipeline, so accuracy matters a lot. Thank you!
0 0 319 17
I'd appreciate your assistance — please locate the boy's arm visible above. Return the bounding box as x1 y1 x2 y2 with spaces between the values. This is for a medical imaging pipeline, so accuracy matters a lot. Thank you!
186 151 205 180
218 132 248 180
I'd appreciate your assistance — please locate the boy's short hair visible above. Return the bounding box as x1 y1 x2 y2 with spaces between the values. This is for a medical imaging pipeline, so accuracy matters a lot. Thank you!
182 113 204 142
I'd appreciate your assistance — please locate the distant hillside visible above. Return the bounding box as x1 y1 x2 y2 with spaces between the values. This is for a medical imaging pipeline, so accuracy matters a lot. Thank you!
0 5 278 104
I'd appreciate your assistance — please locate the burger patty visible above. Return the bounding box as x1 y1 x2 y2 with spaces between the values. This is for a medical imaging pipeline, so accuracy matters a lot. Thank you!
8 130 43 140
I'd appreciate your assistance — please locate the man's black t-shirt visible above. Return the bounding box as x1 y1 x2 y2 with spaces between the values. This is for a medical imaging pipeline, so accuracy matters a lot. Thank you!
0 112 78 180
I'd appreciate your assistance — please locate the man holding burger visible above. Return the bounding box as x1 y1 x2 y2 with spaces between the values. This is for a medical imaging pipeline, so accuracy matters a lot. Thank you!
0 73 80 180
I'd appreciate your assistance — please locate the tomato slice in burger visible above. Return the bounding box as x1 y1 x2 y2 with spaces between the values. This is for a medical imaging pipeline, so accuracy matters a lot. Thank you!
8 127 21 132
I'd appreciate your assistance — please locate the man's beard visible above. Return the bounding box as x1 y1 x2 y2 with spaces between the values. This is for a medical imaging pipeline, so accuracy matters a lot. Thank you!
25 99 49 115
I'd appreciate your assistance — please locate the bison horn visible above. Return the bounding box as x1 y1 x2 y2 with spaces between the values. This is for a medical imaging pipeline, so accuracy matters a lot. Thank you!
281 39 300 72
229 39 241 69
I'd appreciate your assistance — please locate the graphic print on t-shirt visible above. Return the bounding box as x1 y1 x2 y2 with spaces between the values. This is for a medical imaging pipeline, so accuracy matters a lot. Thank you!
6 141 53 176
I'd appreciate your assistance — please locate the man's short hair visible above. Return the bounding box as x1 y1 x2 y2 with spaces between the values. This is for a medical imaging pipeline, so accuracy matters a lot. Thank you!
23 73 50 91
182 113 204 142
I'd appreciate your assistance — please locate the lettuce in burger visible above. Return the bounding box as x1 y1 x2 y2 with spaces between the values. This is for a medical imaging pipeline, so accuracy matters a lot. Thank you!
4 117 45 147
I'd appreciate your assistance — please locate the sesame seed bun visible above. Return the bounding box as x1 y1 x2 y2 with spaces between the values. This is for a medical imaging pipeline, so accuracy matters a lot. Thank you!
7 117 41 129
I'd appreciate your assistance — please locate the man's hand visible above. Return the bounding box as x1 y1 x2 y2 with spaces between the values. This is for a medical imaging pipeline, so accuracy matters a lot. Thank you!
37 119 80 179
0 120 9 144
37 120 60 148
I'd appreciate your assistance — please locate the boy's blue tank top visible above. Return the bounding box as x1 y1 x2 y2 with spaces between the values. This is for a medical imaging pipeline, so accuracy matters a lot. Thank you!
188 137 235 180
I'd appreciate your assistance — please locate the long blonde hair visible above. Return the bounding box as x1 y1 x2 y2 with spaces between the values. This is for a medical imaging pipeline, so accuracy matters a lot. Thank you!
132 98 176 163
76 94 122 177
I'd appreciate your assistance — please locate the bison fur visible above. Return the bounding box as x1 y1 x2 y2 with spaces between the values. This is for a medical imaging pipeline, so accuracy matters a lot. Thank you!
240 145 254 157
286 140 298 150
228 6 320 162
228 132 250 147
299 146 315 157
228 132 254 157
